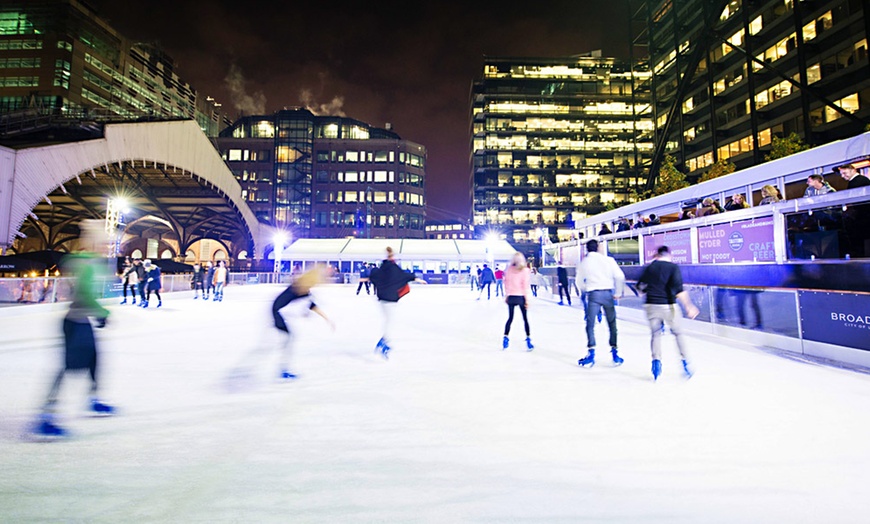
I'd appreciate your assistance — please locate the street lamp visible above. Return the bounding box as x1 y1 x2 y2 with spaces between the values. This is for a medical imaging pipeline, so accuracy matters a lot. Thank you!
273 232 288 273
105 197 128 258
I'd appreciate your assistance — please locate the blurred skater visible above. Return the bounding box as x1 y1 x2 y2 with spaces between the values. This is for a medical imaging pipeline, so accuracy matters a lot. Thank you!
191 263 205 299
502 252 534 351
203 261 215 300
272 266 334 379
213 260 227 301
33 220 114 439
636 245 700 380
120 257 138 305
476 264 495 300
369 246 425 358
356 262 371 295
142 259 162 308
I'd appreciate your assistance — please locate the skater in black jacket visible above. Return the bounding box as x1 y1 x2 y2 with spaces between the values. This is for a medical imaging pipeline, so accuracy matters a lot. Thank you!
271 266 334 379
368 246 425 358
191 263 205 299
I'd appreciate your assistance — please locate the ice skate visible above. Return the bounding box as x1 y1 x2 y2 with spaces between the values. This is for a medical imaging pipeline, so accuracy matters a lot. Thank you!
193 295 198 300
611 348 624 366
131 298 136 305
157 300 162 308
652 359 662 380
525 337 534 351
376 337 391 359
141 300 148 308
578 349 595 367
32 414 68 440
90 398 116 416
280 370 297 380
120 298 127 305
682 359 693 379
502 336 509 350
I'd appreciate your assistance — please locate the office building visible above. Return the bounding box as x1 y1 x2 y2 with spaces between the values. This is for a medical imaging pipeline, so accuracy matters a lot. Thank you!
470 54 653 256
634 0 869 177
0 0 229 136
216 108 427 239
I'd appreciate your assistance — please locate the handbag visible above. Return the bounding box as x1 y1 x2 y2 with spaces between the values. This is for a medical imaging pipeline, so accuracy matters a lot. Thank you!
398 283 410 298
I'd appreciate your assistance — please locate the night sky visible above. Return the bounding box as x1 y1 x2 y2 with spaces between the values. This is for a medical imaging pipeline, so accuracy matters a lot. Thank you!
91 0 631 222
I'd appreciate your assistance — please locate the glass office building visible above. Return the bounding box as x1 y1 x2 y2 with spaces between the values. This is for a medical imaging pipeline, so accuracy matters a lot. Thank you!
470 54 653 257
634 0 869 176
0 0 229 136
217 109 426 239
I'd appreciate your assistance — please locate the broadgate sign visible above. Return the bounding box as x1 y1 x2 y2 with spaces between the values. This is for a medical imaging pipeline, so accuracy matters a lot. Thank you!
799 291 870 351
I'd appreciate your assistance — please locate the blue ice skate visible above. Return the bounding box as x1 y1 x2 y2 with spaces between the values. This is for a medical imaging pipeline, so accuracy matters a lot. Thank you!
33 414 68 439
280 370 297 380
682 359 693 379
525 337 534 351
652 359 662 380
611 348 624 366
502 336 509 350
376 337 391 359
90 399 115 416
578 349 595 367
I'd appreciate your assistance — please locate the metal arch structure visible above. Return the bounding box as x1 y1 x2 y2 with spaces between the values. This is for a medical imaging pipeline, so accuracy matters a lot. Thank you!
0 120 263 258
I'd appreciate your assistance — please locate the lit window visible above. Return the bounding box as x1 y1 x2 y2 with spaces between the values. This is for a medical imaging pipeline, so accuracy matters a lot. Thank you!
749 15 763 35
228 149 242 161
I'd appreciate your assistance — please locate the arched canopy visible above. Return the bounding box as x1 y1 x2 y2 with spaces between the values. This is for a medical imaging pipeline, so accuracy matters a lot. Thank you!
0 120 262 254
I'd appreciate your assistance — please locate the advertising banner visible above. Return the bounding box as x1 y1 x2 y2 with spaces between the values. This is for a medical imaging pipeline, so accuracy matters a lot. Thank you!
799 291 870 351
697 218 775 264
642 229 691 264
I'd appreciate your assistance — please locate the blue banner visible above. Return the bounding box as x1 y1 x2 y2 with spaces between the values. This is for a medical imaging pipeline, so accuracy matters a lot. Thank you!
799 291 870 351
420 273 449 284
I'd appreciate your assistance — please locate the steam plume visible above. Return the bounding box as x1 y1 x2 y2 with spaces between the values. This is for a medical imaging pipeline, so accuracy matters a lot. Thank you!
300 89 346 117
224 64 266 115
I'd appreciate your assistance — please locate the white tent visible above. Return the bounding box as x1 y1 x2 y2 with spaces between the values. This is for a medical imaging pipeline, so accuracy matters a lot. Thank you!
280 238 517 273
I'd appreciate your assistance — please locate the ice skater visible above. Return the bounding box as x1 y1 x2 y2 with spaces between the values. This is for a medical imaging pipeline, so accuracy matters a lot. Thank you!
272 266 334 379
142 259 162 308
502 252 534 351
213 260 227 301
368 246 425 358
636 245 700 380
191 263 205 299
120 257 139 305
203 261 215 300
556 265 572 305
33 220 114 439
575 239 625 367
476 264 495 300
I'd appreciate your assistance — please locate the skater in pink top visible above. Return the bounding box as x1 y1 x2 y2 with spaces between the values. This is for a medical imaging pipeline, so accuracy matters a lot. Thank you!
502 252 534 351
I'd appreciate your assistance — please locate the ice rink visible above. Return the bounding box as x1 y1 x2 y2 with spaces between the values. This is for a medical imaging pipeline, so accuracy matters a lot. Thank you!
2 283 870 523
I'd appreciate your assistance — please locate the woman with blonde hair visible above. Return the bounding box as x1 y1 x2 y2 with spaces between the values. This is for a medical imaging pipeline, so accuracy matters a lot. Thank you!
502 251 534 351
271 265 334 379
759 185 782 205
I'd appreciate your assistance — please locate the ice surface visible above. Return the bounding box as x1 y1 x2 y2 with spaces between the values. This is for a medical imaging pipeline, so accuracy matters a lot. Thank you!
2 284 870 523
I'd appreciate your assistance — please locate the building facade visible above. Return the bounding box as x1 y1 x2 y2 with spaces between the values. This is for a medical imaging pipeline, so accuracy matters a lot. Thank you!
216 109 427 240
424 220 473 240
0 0 229 136
636 0 869 177
470 54 653 257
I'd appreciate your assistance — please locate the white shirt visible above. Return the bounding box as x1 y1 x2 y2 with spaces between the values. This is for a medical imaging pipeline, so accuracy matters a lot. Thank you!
577 251 625 295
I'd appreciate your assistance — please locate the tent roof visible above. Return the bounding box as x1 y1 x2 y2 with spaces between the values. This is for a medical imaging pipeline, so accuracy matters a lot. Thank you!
280 238 517 261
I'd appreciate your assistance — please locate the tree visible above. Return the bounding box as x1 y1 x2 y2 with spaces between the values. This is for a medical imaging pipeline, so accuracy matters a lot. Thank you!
699 158 736 182
652 155 689 196
765 132 809 161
